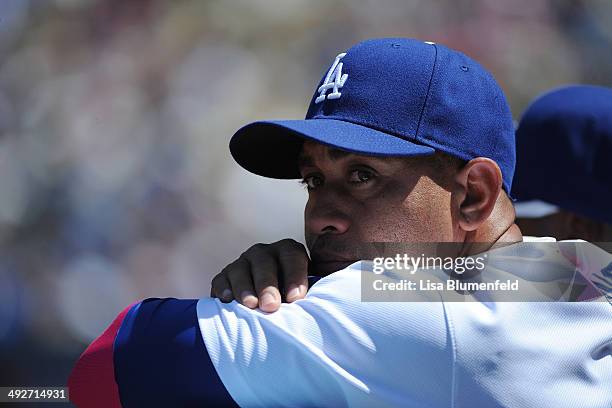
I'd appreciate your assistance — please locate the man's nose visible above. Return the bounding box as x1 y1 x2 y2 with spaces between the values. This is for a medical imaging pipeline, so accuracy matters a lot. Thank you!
305 198 351 236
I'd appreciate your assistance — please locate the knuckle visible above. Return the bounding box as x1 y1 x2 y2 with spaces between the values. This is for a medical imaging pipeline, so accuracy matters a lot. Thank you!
250 243 268 252
277 240 305 256
278 248 307 265
211 274 223 287
277 238 301 249
223 257 242 272
225 260 247 281
226 267 243 282
243 243 269 258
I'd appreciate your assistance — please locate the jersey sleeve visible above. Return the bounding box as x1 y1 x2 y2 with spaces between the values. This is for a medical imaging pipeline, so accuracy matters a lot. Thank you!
68 298 238 408
197 265 454 407
68 303 134 408
69 266 453 407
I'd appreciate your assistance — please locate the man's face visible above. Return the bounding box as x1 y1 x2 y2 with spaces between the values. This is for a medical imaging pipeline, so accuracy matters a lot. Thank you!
299 141 457 275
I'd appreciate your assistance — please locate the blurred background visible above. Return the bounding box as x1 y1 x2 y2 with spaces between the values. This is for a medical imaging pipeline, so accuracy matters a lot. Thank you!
0 0 611 394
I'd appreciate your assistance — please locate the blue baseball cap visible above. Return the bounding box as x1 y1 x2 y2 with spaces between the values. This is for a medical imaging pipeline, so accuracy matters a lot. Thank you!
230 38 515 193
512 85 612 224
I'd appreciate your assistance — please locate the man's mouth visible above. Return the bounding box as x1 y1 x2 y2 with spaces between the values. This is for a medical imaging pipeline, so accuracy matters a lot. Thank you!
308 240 366 275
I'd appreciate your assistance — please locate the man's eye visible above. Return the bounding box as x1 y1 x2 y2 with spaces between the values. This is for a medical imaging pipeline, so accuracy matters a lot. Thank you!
300 175 323 190
349 169 374 184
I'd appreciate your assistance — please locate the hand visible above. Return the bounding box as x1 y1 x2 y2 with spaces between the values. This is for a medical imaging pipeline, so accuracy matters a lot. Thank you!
211 239 309 312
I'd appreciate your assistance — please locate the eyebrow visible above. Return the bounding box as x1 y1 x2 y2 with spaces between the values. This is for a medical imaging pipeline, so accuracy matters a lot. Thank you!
298 148 353 168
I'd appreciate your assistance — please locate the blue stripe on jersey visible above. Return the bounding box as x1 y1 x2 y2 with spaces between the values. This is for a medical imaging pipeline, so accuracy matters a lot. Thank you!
113 298 238 407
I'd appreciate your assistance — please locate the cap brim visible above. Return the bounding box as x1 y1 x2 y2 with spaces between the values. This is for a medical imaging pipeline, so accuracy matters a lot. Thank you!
229 118 435 178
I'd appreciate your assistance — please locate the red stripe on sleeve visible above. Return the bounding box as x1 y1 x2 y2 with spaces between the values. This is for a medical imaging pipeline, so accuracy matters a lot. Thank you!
68 303 136 408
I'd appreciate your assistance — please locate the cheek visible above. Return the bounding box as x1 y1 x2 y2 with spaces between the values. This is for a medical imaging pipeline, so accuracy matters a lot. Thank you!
360 178 454 242
404 195 453 240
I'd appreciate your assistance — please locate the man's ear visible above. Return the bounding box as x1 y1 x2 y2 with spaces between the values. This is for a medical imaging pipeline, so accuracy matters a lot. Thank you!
453 158 503 232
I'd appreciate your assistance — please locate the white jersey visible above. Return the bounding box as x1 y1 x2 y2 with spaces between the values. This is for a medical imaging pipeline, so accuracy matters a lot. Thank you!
197 239 612 407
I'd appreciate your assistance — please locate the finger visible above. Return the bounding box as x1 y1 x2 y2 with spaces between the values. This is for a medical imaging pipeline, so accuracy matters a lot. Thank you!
211 272 233 302
245 244 281 312
225 258 259 309
275 239 309 303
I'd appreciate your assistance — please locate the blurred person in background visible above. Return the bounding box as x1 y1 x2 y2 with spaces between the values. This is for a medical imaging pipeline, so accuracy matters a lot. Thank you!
512 85 612 242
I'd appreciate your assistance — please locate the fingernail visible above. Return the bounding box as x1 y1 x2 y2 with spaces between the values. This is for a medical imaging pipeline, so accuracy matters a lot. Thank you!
260 292 277 309
221 289 232 300
240 290 258 306
286 285 302 301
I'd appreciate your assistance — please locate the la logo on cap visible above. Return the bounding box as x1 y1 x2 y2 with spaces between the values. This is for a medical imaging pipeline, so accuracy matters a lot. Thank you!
315 53 348 104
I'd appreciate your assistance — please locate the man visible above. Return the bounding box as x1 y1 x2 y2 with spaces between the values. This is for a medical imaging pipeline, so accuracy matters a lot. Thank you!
512 85 612 242
69 39 612 407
